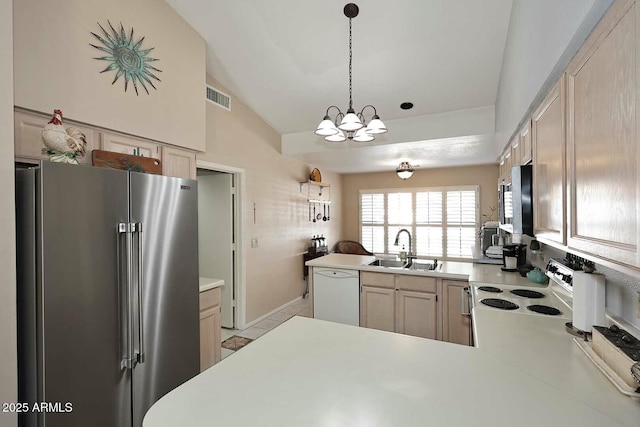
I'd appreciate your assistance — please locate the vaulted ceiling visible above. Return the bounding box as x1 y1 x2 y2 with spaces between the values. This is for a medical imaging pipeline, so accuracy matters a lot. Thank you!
166 0 513 173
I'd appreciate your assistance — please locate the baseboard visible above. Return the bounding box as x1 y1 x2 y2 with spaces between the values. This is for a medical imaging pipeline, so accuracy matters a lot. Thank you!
243 296 304 329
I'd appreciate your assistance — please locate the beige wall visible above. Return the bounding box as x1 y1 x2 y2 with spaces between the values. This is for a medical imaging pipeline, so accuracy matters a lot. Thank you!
0 0 16 425
13 0 206 151
199 77 342 324
341 165 499 242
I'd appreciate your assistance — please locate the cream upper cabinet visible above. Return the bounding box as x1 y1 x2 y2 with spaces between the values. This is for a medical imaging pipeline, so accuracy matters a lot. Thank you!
162 146 197 180
532 76 566 245
519 120 532 165
441 280 472 346
510 136 521 168
360 285 395 332
565 0 640 267
101 132 161 159
395 290 437 340
504 151 512 183
14 109 99 164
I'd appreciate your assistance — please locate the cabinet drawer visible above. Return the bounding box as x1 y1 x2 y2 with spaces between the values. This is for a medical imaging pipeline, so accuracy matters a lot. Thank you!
199 287 221 311
360 271 394 289
395 275 436 293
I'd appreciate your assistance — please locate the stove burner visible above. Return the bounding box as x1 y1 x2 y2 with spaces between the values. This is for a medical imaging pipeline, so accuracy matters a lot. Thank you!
480 298 519 310
527 305 562 316
478 286 502 293
510 289 545 299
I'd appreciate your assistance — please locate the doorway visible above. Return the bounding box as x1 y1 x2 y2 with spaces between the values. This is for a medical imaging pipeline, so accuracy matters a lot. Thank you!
196 161 245 330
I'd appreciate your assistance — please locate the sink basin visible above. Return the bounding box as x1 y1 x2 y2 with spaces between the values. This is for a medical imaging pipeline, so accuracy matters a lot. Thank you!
368 259 408 268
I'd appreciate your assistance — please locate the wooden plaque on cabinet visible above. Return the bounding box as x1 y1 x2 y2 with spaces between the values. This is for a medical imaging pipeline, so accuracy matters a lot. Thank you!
92 149 162 174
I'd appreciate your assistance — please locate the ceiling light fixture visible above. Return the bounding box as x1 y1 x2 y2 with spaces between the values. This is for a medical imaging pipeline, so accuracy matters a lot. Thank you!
314 3 388 143
396 162 415 180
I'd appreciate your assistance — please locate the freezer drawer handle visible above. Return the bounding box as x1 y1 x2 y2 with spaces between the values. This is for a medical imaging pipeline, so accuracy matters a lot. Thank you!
118 222 135 370
134 222 146 364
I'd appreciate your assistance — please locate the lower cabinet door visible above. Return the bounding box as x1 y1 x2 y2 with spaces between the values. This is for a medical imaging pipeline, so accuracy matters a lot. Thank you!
199 305 221 371
442 280 472 346
395 290 437 340
360 285 395 332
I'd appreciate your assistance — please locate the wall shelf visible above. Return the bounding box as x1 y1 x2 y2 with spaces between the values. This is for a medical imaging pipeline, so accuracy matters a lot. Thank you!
299 180 331 203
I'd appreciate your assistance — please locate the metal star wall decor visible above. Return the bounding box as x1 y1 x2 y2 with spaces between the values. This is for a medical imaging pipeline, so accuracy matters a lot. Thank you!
90 21 162 95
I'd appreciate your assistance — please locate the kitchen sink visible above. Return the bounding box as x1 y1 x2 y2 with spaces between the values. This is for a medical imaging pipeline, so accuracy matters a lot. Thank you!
368 259 408 268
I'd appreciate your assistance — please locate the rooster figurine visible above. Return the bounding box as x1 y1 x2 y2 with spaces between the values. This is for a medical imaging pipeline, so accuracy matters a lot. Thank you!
41 109 87 164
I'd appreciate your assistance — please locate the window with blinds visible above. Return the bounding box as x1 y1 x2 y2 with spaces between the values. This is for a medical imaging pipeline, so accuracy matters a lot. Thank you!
359 186 479 260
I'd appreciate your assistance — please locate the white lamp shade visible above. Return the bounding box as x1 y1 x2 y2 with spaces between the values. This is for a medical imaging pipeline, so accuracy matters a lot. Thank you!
338 112 364 131
353 127 374 142
324 129 347 143
366 117 387 134
396 170 414 180
315 118 339 136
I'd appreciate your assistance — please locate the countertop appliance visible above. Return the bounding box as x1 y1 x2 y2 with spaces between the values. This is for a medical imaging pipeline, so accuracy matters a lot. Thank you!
313 267 359 326
16 162 200 427
502 243 527 270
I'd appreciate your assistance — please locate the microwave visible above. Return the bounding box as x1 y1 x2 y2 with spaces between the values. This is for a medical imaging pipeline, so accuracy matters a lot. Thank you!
499 165 533 236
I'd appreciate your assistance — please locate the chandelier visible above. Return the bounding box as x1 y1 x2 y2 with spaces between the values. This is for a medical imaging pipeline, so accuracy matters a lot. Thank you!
314 3 388 143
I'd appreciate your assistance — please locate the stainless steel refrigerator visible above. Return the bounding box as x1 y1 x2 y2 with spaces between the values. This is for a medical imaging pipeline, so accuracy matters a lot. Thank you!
16 161 200 427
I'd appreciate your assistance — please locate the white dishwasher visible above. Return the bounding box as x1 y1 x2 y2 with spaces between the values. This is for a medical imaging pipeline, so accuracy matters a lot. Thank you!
313 267 360 326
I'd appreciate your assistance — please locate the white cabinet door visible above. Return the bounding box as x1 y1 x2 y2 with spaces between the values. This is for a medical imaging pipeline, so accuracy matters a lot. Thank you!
532 77 566 245
565 0 640 267
101 132 160 158
14 109 98 164
162 146 196 179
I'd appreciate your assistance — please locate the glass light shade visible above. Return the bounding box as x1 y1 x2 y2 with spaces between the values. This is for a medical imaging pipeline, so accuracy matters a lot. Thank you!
324 129 347 143
366 116 388 134
315 116 339 136
353 127 374 142
396 162 415 180
338 110 364 131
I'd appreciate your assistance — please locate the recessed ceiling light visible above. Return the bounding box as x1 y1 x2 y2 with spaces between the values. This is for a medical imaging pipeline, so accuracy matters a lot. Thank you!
400 102 414 110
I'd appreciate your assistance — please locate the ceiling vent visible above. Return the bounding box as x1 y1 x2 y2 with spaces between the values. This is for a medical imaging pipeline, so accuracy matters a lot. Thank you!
206 85 231 111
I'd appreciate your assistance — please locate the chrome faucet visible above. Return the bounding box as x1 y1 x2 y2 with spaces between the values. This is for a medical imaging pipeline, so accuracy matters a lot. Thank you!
394 228 415 260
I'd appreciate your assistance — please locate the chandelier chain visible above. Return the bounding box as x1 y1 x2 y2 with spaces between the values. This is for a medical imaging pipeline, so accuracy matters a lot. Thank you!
348 17 353 111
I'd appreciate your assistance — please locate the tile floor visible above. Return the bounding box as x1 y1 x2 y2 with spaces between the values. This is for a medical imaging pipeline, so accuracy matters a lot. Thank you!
220 297 312 359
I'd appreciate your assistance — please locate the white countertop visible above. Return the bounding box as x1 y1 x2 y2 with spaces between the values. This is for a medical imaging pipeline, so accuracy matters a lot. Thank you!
473 309 640 426
305 253 543 286
198 277 224 293
144 317 632 427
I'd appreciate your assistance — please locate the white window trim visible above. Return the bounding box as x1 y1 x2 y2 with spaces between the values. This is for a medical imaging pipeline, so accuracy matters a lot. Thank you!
359 185 480 261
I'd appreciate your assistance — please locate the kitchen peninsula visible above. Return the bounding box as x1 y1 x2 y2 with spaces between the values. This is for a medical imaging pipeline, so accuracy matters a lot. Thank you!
144 255 640 427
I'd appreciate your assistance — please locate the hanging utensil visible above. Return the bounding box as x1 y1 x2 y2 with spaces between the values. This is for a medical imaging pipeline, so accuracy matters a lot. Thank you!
323 204 327 221
327 204 330 221
308 204 311 222
313 203 316 223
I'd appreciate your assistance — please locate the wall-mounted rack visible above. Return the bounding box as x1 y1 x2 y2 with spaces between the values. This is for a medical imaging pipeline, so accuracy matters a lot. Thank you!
299 180 331 203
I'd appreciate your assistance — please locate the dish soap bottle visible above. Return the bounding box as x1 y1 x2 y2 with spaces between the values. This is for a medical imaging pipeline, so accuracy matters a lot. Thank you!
399 245 407 263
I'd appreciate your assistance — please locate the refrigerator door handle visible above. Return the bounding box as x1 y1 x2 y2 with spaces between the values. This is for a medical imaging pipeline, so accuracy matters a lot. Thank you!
118 223 135 370
134 222 145 364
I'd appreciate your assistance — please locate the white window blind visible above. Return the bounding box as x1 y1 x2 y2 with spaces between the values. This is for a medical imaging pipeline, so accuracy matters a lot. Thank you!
446 189 477 258
360 186 478 260
360 193 385 253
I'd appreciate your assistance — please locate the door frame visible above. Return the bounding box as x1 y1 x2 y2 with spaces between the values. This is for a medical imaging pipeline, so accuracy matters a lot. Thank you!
196 160 247 330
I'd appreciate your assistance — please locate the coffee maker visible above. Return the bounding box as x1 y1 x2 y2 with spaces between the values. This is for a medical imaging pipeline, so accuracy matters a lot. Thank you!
502 244 527 270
